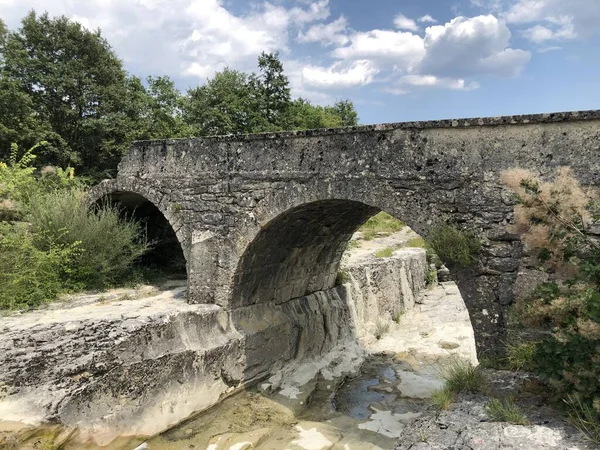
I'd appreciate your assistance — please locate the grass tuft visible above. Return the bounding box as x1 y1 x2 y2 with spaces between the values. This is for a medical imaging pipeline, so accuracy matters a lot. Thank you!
431 387 455 411
374 317 390 340
441 361 485 395
486 397 530 425
335 269 351 286
564 395 600 445
427 222 481 266
505 341 537 372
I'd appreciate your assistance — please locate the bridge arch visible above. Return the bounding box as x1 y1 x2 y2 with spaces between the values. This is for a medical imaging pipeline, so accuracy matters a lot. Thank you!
229 177 445 309
227 175 509 356
87 178 189 275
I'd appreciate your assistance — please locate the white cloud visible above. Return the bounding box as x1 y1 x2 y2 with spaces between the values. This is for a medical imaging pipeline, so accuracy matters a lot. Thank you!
476 0 600 40
301 60 379 87
393 13 419 32
396 75 480 90
419 15 531 78
331 29 425 71
418 15 438 23
298 16 349 46
521 24 555 43
288 0 331 24
0 0 332 83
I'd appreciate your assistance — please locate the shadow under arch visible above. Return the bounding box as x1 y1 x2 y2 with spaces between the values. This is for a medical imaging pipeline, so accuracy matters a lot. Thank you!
88 182 187 277
230 199 382 309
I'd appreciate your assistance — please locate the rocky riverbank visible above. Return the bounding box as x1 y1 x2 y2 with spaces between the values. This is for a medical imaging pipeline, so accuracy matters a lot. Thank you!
1 228 595 449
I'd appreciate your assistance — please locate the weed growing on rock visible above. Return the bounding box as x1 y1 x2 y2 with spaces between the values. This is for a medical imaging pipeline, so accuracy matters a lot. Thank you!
486 397 530 425
393 307 405 324
431 387 455 411
505 341 537 372
441 361 485 395
374 317 390 340
375 247 394 258
425 267 438 287
426 222 481 267
335 269 351 286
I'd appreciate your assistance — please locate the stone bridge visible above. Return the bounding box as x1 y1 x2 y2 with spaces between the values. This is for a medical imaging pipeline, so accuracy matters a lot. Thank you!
89 110 600 356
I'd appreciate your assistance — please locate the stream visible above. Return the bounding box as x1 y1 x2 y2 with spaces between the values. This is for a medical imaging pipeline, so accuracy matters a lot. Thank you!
139 353 448 450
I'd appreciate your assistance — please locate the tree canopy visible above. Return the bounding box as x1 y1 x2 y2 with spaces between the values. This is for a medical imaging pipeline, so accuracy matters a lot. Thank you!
0 12 359 178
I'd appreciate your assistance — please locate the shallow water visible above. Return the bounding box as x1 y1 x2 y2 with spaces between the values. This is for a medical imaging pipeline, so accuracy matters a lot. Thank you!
132 354 447 450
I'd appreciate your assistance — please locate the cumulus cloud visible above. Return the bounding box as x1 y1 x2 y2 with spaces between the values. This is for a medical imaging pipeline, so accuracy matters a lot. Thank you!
419 15 531 78
331 29 425 70
298 16 349 46
393 14 419 32
320 13 530 92
301 60 379 87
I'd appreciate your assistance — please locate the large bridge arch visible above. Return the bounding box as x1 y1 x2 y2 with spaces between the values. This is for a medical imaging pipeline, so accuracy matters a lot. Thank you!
225 174 517 356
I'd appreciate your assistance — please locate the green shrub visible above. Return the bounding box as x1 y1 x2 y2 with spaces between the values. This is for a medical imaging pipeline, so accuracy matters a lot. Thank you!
26 189 149 290
427 222 481 266
0 223 78 309
359 212 405 239
501 167 600 428
375 247 394 258
486 397 530 425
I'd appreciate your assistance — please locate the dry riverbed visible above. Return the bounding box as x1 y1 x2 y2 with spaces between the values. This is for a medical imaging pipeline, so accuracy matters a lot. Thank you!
1 230 596 450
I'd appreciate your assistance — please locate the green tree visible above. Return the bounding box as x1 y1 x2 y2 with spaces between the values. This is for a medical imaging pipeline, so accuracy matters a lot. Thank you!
143 76 191 139
184 68 256 135
328 99 359 126
1 11 132 174
251 51 291 130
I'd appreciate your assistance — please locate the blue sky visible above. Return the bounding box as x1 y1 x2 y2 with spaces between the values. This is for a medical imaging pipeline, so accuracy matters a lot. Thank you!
1 0 599 125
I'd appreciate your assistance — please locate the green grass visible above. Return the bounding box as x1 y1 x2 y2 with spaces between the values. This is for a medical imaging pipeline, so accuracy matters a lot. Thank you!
431 387 456 411
426 267 438 287
406 236 426 248
506 341 538 371
441 361 485 395
393 307 405 324
486 397 530 425
431 361 485 411
564 395 600 445
375 247 394 258
359 212 405 240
